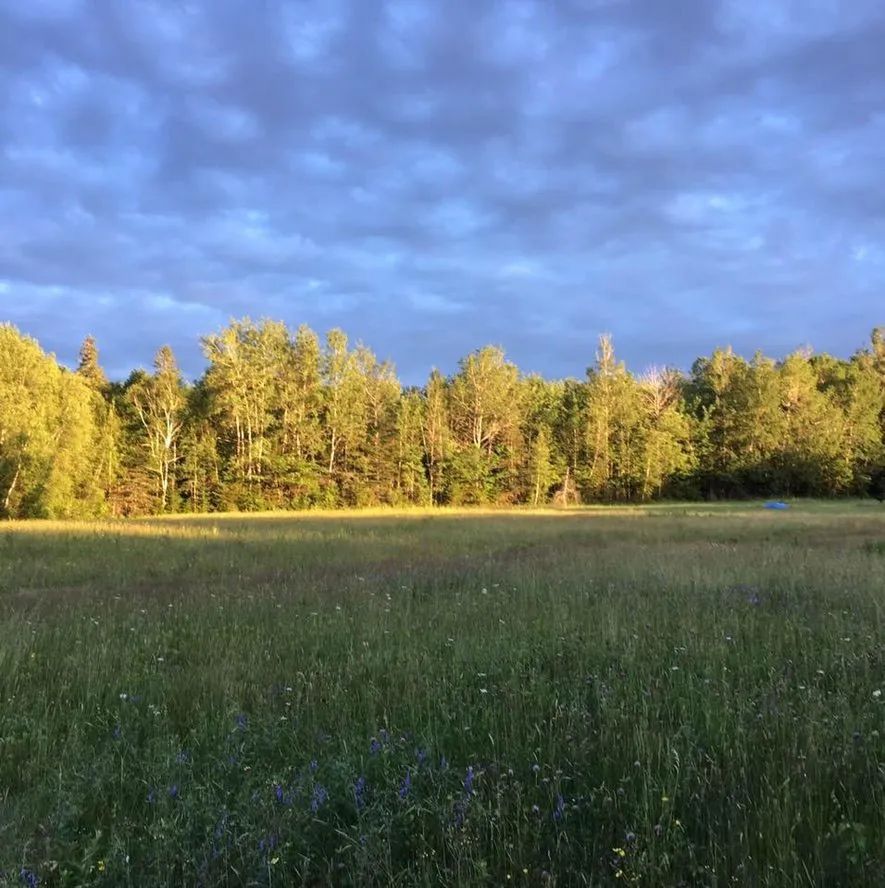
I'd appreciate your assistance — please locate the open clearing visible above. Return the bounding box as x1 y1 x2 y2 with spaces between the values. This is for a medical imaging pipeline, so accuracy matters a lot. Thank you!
1 503 884 886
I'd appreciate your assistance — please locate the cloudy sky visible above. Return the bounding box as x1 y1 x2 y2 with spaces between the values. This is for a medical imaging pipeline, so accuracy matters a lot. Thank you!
1 0 884 384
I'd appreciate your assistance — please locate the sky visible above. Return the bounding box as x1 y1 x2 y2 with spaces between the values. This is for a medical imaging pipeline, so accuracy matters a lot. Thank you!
1 0 884 385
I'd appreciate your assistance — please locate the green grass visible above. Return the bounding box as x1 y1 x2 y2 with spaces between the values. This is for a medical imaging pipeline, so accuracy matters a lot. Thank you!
1 503 884 886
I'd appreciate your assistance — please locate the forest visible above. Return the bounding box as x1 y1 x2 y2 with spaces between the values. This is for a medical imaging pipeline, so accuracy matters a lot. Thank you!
1 319 885 519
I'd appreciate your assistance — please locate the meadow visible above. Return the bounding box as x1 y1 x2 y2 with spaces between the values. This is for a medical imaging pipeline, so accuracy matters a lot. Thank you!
1 503 884 887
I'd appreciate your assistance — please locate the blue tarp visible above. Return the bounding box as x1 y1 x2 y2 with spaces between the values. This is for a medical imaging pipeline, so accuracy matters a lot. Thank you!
763 501 789 510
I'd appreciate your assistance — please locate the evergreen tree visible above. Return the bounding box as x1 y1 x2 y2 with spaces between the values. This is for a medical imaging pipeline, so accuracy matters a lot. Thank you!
76 334 109 394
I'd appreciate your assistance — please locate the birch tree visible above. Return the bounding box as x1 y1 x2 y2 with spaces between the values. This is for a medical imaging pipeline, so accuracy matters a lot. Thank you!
128 346 186 512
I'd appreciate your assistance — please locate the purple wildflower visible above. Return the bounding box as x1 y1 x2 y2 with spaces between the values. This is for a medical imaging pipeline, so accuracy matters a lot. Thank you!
369 738 382 756
20 870 39 888
169 784 179 800
399 772 411 800
309 759 319 772
354 776 367 810
311 783 329 812
463 766 475 794
258 834 278 855
553 794 565 821
146 790 156 805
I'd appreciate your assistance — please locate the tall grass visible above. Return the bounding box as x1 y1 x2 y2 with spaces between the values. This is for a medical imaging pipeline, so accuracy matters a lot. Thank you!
1 504 884 886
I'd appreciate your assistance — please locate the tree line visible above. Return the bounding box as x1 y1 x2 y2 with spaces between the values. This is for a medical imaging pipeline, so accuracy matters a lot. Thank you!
2 319 885 519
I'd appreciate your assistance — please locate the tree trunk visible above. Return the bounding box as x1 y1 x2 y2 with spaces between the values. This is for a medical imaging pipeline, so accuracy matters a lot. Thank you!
3 462 21 515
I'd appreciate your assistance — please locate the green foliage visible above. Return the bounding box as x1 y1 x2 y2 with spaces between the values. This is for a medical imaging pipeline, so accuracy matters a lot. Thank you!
0 325 111 518
2 322 885 516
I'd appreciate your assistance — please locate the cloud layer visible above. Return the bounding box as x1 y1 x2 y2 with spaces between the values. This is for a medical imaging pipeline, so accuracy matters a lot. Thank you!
2 0 884 382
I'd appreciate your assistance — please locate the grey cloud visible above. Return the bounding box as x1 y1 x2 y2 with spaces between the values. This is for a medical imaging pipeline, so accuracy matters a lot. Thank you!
1 0 883 384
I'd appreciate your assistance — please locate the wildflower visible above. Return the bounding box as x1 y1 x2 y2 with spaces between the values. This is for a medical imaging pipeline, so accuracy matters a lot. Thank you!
874 689 882 699
146 790 155 805
415 748 427 766
354 776 367 810
19 869 39 888
169 784 179 800
463 766 475 794
399 772 411 799
311 784 329 812
97 861 106 873
112 726 122 740
369 738 382 756
275 783 284 802
258 834 278 854
309 759 319 772
235 713 248 729
625 831 636 842
531 804 541 816
553 794 565 821
176 749 191 764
